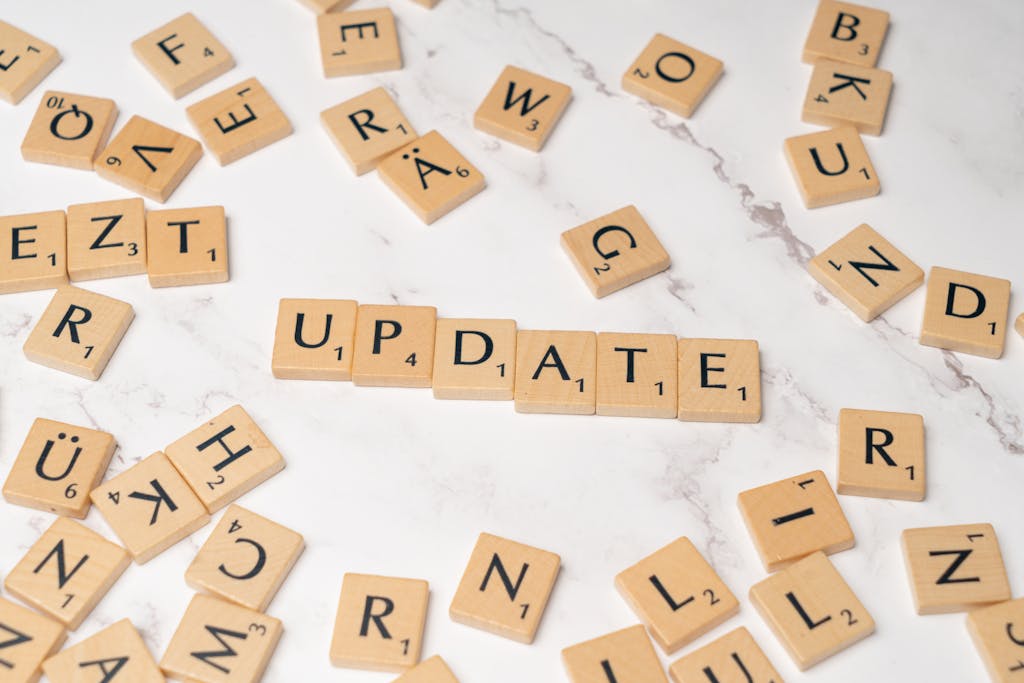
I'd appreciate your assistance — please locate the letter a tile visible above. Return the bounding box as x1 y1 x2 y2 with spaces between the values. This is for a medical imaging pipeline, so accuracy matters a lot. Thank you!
0 21 61 105
272 298 358 380
0 597 66 683
562 625 668 683
920 266 1011 359
43 618 162 683
131 13 235 99
394 655 460 682
449 532 561 644
474 65 572 151
966 597 1024 683
669 627 785 683
186 77 293 165
95 115 203 202
784 126 879 208
622 33 723 118
802 0 889 67
21 91 118 169
514 330 596 415
0 210 67 294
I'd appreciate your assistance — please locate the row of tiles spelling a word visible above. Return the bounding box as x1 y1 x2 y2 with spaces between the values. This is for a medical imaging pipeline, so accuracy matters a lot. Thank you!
271 300 762 422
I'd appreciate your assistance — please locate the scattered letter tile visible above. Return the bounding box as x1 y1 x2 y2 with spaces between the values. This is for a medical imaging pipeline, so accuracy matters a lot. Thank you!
43 618 162 683
784 126 879 208
131 13 234 99
677 338 760 423
351 304 437 387
514 330 596 415
966 597 1024 683
95 115 203 202
146 205 229 287
432 318 517 400
597 332 677 418
563 625 668 683
803 0 889 67
0 210 67 294
0 597 65 683
669 627 784 683
66 198 147 281
186 77 293 165
920 266 1011 359
623 33 723 118
272 298 358 380
321 87 417 175
474 65 572 151
21 91 118 169
394 655 460 682
837 408 925 501
802 60 892 135
0 21 61 105
318 8 402 77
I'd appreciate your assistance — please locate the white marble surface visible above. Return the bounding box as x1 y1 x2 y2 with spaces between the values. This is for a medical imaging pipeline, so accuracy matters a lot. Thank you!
1 0 1022 680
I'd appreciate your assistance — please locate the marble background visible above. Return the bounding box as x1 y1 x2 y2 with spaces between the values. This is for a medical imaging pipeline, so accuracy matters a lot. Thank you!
1 0 1022 680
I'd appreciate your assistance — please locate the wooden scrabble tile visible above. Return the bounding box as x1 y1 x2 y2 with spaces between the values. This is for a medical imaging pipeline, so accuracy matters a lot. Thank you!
0 210 67 294
803 0 889 67
0 597 65 683
597 332 677 418
750 551 874 670
622 34 723 118
784 126 879 208
330 573 429 672
0 21 61 105
377 131 486 225
186 504 304 612
966 597 1024 683
2 418 116 518
668 627 784 683
802 60 892 135
615 537 739 654
23 286 134 381
1017 313 1024 339
131 13 234 99
21 91 117 169
514 330 596 415
160 593 282 682
807 223 923 321
837 408 925 501
901 523 1011 615
394 655 459 682
4 518 130 630
432 318 517 400
677 339 760 423
318 8 402 77
409 0 442 7
165 405 285 513
298 0 355 13
94 115 203 203
920 266 1012 359
562 625 668 683
561 206 671 299
474 66 572 151
90 451 210 564
321 87 417 175
272 298 358 380
42 618 162 683
351 304 437 387
738 470 854 572
66 198 146 281
449 532 560 644
146 205 229 287
186 78 293 165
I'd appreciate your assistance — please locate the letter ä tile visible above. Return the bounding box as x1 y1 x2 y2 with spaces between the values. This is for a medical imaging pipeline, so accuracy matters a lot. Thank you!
0 210 67 294
802 0 890 67
394 655 460 682
669 627 784 683
318 8 402 77
186 77 293 166
0 20 61 105
622 33 723 118
432 318 517 400
42 618 162 683
474 65 572 152
966 597 1024 683
562 625 668 683
0 597 66 683
351 304 437 387
131 13 235 99
920 266 1011 359
146 205 229 287
272 298 358 380
784 126 879 208
67 198 147 281
95 115 203 203
514 330 596 415
21 91 118 169
321 87 417 175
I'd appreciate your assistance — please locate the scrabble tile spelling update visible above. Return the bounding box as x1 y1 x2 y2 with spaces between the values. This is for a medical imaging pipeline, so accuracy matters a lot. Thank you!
321 87 417 175
272 298 358 380
920 266 1012 359
562 625 669 683
318 8 402 77
677 339 761 423
474 65 572 151
0 597 66 683
146 205 229 287
0 210 67 294
597 332 677 418
668 627 784 683
42 618 163 683
131 13 235 99
432 318 517 400
66 198 147 281
394 655 460 683
560 205 671 298
837 408 925 501
2 418 116 518
784 126 879 208
966 597 1024 683
803 0 890 67
21 91 118 169
352 304 437 387
186 77 293 165
0 20 61 105
802 60 892 135
95 115 203 202
514 330 596 415
623 33 723 117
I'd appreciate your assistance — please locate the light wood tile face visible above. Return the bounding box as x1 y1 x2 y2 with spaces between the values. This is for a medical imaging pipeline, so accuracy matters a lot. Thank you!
474 65 572 151
750 551 874 671
272 298 358 380
146 205 229 287
23 286 134 381
562 625 668 683
21 91 117 169
432 318 517 400
616 537 738 654
2 418 116 518
802 0 889 67
449 533 560 644
94 115 203 202
901 523 1011 615
1016 313 1024 339
377 131 486 224
837 408 925 501
514 330 596 415
0 597 66 683
622 33 723 117
596 332 677 418
0 21 61 105
784 126 879 208
677 339 760 423
330 573 429 672
131 13 234 99
186 78 292 165
66 198 147 281
808 223 923 321
160 594 282 683
352 304 437 387
738 470 854 572
3 518 130 630
561 205 670 298
164 405 285 513
393 655 459 682
966 597 1024 683
0 210 67 294
669 627 785 683
920 266 1011 359
186 505 305 612
802 60 892 135
42 618 162 683
298 0 355 13
90 451 210 564
318 8 402 77
321 87 416 175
